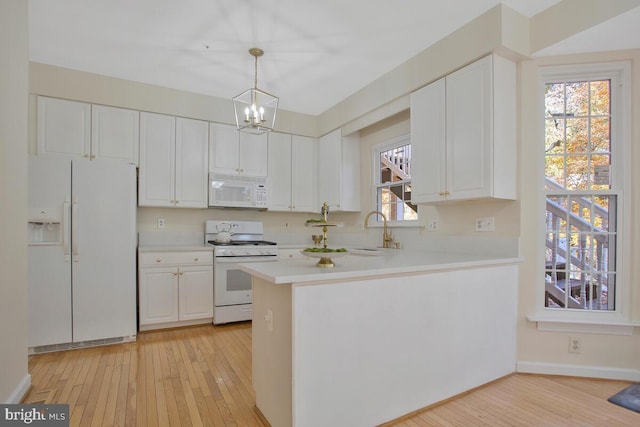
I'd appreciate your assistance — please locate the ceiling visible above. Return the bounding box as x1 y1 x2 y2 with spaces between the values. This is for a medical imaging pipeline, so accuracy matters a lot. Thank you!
28 1 638 116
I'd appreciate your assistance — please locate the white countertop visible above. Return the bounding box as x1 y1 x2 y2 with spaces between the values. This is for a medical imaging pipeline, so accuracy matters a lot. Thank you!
239 249 522 284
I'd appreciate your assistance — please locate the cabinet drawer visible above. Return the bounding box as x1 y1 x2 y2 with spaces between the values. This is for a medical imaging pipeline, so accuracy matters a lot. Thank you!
139 251 213 267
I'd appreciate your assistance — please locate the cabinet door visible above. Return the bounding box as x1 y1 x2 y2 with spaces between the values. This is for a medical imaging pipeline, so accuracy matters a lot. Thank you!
291 135 316 212
240 132 268 176
139 112 176 206
316 129 360 212
446 56 492 200
37 97 91 158
175 117 209 208
339 133 361 212
267 132 293 211
410 78 446 203
178 266 213 321
91 105 139 164
139 267 179 325
317 129 341 209
209 123 240 175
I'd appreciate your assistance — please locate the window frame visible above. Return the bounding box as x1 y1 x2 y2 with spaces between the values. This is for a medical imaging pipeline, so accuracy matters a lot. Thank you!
371 134 419 227
534 61 632 327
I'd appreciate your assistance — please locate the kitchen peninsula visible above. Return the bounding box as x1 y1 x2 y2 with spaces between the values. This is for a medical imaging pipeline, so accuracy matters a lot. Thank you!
239 250 521 427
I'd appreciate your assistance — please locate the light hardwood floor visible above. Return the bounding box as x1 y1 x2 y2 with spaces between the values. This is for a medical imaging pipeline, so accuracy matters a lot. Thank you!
24 323 639 426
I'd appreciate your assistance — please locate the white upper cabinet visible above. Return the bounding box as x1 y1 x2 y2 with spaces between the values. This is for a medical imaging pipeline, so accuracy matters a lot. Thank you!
268 132 316 212
267 132 293 211
91 105 139 165
139 113 208 208
317 129 360 212
410 54 516 203
37 97 139 164
291 135 317 212
139 112 175 207
209 123 268 177
209 123 239 175
37 97 91 158
175 118 209 208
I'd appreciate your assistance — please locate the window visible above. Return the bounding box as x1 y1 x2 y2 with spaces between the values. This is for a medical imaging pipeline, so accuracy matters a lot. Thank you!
373 135 417 222
541 63 629 314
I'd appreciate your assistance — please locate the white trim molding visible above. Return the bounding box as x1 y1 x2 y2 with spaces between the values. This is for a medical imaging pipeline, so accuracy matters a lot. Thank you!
5 374 31 404
517 361 640 382
527 315 639 335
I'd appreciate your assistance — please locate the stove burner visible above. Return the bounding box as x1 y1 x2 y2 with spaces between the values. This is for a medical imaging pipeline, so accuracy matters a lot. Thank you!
207 240 277 246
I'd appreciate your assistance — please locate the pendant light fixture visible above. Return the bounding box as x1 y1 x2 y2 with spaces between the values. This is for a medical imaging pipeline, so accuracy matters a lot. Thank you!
233 48 279 135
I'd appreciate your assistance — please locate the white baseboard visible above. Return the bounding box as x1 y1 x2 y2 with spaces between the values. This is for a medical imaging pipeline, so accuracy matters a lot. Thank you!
5 374 31 404
517 361 640 381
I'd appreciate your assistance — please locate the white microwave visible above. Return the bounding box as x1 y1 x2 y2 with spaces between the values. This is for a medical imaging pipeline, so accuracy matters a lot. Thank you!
208 174 268 209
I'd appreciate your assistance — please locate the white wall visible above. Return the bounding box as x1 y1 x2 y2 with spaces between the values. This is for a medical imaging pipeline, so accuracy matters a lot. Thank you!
0 0 30 403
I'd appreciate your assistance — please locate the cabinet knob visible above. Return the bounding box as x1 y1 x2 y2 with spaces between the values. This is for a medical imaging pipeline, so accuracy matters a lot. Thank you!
83 154 90 158
156 259 162 262
175 200 179 204
194 258 199 261
179 272 184 276
172 272 178 276
90 155 96 159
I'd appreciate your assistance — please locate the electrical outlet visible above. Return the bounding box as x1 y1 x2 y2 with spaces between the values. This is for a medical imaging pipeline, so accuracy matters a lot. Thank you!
427 220 438 231
265 309 273 332
475 216 495 232
568 336 581 353
157 218 165 229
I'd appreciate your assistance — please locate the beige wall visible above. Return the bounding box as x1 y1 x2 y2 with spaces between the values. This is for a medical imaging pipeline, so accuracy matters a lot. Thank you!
29 63 318 138
517 49 640 375
0 0 30 403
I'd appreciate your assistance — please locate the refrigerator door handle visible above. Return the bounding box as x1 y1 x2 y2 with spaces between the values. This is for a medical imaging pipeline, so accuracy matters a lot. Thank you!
63 200 71 261
72 197 79 262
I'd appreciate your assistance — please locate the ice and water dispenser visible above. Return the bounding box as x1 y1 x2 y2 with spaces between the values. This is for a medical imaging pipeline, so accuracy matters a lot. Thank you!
28 207 63 245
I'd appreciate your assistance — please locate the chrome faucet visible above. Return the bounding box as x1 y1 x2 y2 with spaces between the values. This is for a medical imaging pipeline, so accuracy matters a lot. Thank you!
364 210 393 248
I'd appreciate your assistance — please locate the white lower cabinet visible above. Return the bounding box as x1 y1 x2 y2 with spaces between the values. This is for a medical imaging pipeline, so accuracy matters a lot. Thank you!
138 250 213 331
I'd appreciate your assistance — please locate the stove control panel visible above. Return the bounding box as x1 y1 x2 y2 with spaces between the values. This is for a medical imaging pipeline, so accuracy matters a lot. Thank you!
215 247 278 257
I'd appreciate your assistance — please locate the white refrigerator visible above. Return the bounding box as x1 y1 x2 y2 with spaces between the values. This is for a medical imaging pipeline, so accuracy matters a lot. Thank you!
27 155 137 349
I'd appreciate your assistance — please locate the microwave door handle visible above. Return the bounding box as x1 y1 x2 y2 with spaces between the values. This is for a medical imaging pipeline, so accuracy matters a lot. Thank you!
71 197 79 262
63 200 71 261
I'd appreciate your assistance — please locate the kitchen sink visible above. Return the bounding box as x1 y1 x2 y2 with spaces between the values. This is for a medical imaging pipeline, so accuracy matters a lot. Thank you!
349 247 385 256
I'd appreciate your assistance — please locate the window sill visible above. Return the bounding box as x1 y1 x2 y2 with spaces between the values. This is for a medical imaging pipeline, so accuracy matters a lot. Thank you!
527 314 639 336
